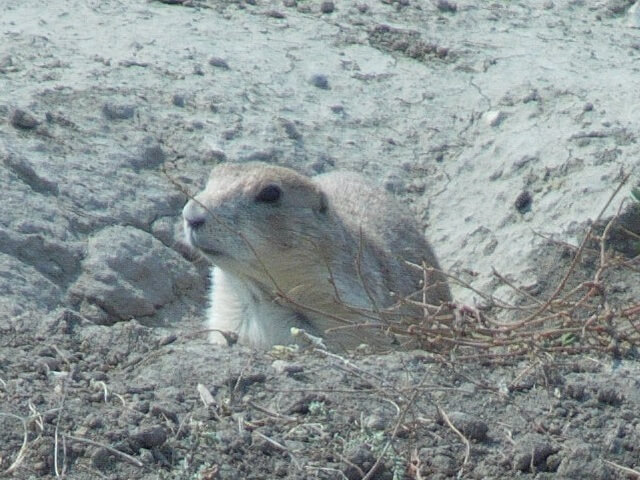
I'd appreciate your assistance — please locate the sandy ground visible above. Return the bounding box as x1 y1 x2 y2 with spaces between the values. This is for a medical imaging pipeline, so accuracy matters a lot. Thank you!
1 0 640 479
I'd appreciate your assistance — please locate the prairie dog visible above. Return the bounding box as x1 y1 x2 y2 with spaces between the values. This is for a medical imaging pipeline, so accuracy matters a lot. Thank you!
182 161 450 350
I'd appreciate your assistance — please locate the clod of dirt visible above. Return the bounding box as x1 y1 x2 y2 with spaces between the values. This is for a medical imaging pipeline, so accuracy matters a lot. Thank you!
513 441 558 472
343 443 390 480
556 444 612 479
435 0 457 13
129 426 168 450
91 447 117 470
437 411 489 442
597 388 624 406
415 447 459 477
102 102 136 120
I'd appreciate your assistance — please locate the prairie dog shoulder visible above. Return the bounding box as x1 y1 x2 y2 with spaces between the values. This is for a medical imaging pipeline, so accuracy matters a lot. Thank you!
183 162 450 350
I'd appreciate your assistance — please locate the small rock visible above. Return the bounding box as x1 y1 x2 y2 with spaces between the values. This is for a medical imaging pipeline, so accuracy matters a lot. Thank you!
209 57 230 69
102 103 135 120
287 394 328 415
172 94 185 107
435 0 457 13
129 426 167 450
265 10 286 18
3 153 59 195
310 74 330 90
514 442 557 472
515 191 533 213
583 102 594 111
10 108 39 129
131 140 166 170
68 226 200 323
320 1 334 13
283 0 297 6
437 411 489 442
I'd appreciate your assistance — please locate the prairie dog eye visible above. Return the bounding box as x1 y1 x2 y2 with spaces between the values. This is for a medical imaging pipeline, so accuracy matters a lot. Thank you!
255 184 282 203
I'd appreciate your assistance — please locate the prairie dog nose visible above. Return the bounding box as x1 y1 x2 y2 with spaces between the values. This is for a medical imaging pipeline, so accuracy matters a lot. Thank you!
183 200 207 229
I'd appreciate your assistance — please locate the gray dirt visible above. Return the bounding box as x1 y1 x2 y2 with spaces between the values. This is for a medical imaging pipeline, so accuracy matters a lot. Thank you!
1 1 640 479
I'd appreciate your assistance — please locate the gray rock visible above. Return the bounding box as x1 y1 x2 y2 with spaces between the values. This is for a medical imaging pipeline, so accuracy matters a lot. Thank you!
10 108 39 129
68 225 200 324
310 74 330 89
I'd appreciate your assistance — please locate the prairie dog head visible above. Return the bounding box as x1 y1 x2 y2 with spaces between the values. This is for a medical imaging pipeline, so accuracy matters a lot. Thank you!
183 162 329 281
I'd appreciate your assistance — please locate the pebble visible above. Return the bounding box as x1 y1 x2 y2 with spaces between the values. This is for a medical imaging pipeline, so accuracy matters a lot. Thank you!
10 108 39 129
310 73 330 89
209 57 230 69
514 190 532 213
133 141 166 170
435 0 457 13
320 1 334 13
172 94 185 107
